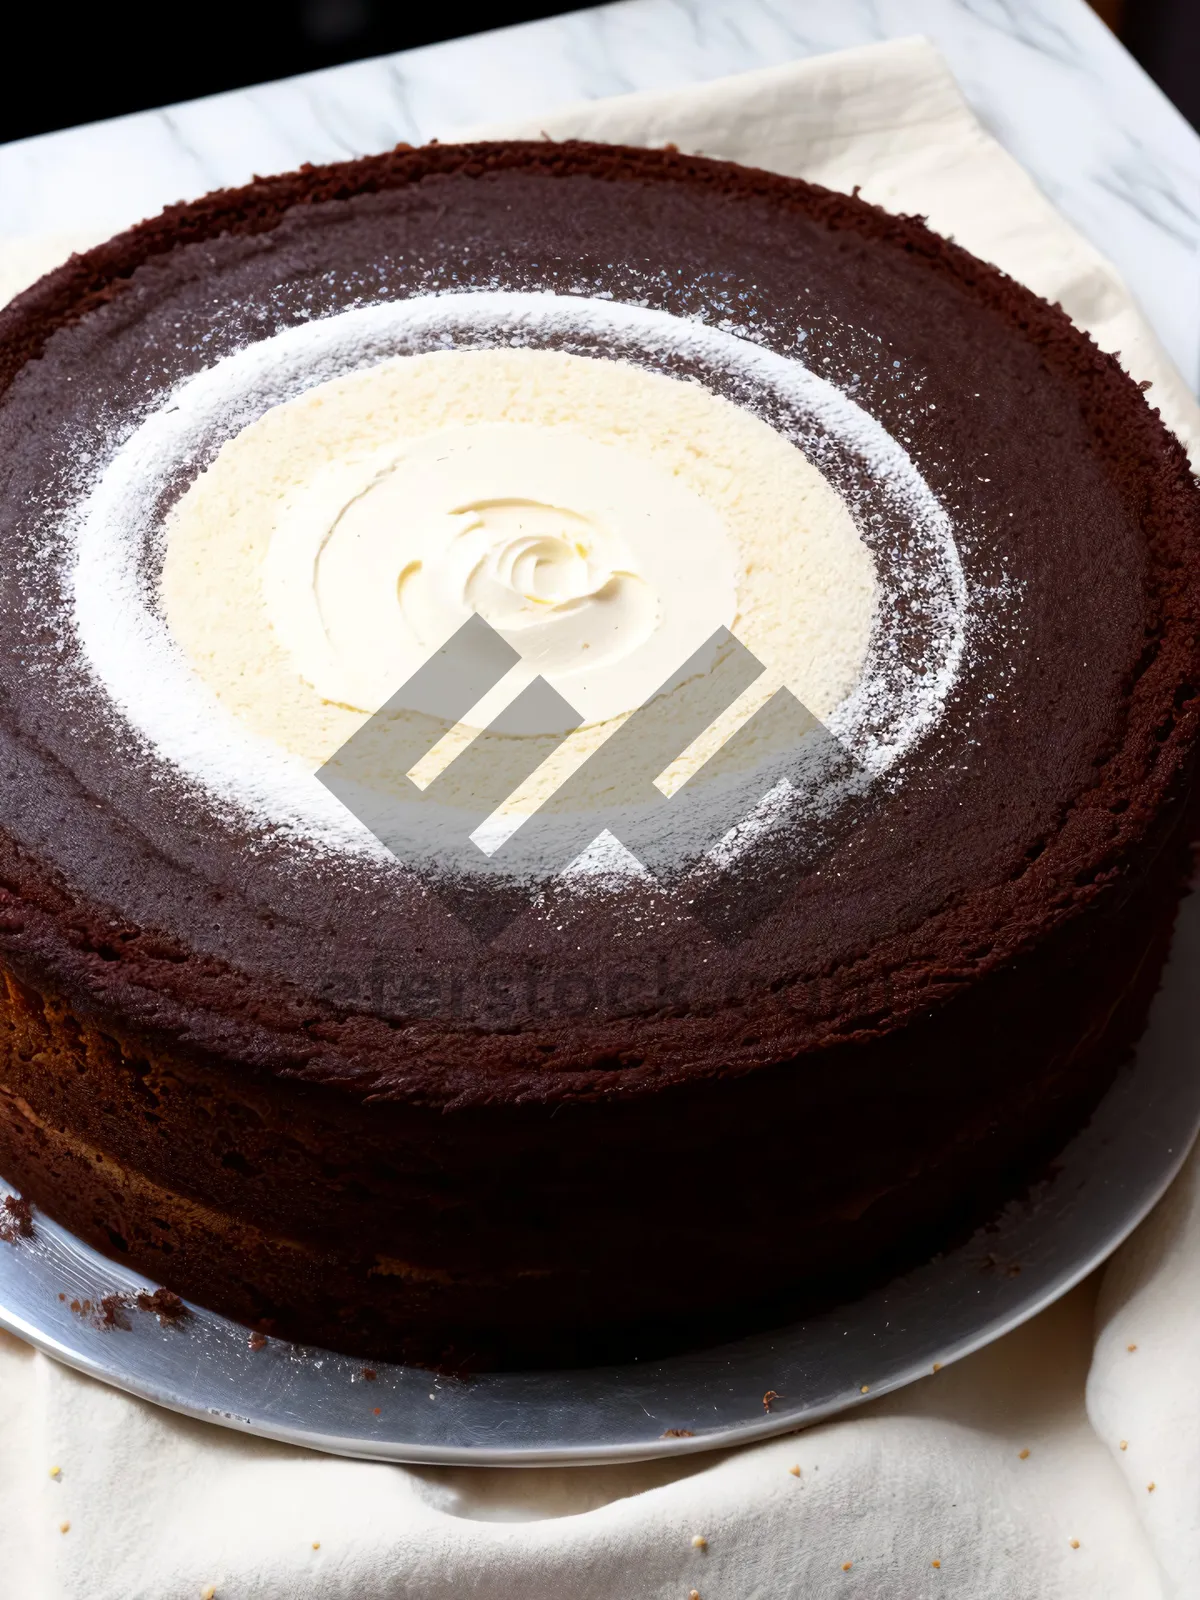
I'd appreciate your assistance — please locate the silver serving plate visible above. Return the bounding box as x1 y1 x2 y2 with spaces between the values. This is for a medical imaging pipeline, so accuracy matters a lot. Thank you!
2 889 1198 1467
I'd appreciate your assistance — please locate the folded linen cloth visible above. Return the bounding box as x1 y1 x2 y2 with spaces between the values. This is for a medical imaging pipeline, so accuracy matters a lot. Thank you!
1 35 1197 1600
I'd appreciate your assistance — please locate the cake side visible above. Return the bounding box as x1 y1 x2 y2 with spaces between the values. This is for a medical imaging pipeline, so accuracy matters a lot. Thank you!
0 793 1189 1364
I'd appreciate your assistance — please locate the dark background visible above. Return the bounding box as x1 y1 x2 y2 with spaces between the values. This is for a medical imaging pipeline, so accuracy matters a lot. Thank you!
0 0 1194 146
0 2 596 143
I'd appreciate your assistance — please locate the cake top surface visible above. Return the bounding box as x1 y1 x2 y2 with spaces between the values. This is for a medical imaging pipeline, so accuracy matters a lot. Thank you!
0 140 1196 1106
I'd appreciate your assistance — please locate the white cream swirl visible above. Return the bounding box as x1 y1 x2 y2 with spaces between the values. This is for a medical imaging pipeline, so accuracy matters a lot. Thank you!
263 421 737 726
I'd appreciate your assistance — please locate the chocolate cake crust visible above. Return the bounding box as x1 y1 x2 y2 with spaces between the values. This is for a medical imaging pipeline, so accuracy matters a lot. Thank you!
0 142 1196 1363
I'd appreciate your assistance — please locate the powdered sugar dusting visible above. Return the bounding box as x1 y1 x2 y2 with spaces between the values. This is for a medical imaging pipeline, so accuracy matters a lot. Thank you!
67 290 968 877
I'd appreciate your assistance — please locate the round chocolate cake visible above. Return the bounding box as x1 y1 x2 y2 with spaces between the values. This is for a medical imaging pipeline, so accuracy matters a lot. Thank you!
0 142 1196 1367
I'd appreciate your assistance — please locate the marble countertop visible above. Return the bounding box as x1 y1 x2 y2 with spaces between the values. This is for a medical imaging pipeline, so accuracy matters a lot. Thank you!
1 0 1197 388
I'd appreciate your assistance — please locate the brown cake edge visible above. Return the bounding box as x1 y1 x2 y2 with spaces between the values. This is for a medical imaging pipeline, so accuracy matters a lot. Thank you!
0 814 1190 1367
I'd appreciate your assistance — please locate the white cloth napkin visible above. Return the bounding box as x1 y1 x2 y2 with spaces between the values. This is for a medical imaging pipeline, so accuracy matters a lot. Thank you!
2 36 1198 1600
